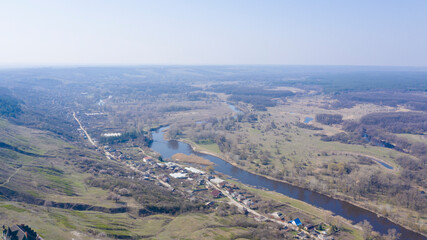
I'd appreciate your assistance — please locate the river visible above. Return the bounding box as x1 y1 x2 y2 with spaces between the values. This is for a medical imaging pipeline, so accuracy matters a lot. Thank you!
149 128 425 240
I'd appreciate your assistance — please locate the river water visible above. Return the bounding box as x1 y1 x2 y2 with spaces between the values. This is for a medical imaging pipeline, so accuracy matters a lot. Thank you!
150 127 425 240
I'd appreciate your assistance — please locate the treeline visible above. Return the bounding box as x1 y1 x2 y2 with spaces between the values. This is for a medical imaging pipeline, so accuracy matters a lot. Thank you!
210 85 294 111
332 91 427 111
126 82 199 96
315 113 343 125
160 105 193 112
295 122 323 130
193 132 232 153
186 92 216 101
360 112 427 134
228 95 276 111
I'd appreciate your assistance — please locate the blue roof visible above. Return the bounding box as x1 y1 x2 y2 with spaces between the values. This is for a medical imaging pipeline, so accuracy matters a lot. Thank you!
292 218 302 226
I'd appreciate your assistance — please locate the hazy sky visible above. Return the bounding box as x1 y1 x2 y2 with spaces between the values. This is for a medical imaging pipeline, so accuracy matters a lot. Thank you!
1 1 426 66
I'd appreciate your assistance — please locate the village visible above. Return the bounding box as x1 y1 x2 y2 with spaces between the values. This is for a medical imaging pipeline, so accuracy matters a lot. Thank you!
72 112 343 240
101 145 339 240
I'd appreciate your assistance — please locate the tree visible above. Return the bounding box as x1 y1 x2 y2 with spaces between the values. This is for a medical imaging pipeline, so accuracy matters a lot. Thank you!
107 192 121 203
118 188 130 196
382 229 400 240
360 220 373 240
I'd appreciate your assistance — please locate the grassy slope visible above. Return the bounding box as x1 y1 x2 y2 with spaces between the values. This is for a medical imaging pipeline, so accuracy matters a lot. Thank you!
0 201 254 240
0 118 259 240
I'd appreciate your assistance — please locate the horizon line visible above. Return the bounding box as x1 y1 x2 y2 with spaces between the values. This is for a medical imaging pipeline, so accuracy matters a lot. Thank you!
1 63 427 70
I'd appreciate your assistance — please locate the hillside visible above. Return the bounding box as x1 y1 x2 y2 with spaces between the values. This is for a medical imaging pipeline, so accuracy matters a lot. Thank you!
0 118 275 239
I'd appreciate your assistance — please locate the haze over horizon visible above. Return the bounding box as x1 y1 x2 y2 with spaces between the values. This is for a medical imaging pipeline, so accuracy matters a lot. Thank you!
1 0 427 67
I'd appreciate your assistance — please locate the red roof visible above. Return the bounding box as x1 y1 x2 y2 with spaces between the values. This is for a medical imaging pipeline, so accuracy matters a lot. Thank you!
211 189 222 198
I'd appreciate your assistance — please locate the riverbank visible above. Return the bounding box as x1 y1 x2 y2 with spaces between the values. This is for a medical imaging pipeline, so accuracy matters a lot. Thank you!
226 178 365 240
179 137 427 238
171 153 214 165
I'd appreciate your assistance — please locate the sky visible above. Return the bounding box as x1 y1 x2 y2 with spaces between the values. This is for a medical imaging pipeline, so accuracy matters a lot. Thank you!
0 0 426 67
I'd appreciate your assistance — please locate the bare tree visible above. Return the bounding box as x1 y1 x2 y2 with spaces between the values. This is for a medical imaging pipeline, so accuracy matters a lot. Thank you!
382 229 400 240
360 220 373 240
107 192 121 203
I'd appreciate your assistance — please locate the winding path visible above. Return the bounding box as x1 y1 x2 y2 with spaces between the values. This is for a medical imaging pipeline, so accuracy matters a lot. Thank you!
0 167 21 187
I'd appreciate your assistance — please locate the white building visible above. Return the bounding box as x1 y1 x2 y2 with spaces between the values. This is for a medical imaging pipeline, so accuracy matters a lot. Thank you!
210 177 225 185
169 172 188 179
185 167 205 175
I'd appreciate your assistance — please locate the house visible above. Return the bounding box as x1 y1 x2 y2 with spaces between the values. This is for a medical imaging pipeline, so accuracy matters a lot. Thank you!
271 211 285 221
242 199 253 207
157 163 166 169
165 162 177 168
197 179 205 186
3 224 42 240
210 177 224 185
143 156 153 163
297 231 307 239
210 189 222 198
244 193 255 199
289 218 302 227
161 176 170 183
304 224 314 231
236 194 246 202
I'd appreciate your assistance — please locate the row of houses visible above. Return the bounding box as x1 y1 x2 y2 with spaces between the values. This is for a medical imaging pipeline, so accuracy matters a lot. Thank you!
122 153 337 239
210 178 260 209
272 212 335 239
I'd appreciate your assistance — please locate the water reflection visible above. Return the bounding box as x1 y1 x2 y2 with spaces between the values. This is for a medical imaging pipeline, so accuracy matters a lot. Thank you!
167 140 179 150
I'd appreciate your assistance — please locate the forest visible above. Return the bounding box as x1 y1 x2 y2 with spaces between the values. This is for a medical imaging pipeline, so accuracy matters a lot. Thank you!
210 84 294 110
332 91 427 111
